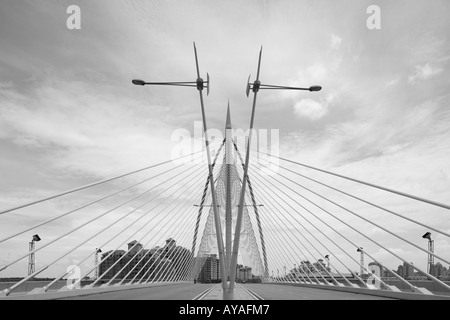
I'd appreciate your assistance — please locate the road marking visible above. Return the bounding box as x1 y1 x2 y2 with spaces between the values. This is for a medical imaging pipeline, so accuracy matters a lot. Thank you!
240 285 264 300
192 285 218 300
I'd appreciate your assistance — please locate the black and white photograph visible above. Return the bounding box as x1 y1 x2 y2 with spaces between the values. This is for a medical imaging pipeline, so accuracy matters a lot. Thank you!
0 0 449 307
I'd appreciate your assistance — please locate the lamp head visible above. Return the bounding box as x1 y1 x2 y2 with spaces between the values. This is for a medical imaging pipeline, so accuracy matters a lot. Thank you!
32 234 41 242
422 232 432 240
132 79 146 86
309 85 322 92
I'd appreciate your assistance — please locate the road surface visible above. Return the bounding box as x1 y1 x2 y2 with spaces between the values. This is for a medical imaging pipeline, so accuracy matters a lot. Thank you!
243 283 394 300
58 283 212 300
57 283 395 300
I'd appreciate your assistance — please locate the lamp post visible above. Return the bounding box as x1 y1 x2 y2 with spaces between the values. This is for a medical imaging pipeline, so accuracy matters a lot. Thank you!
28 234 41 275
325 255 330 271
422 232 434 275
357 247 364 277
133 43 228 298
228 47 322 297
293 264 297 282
95 248 102 279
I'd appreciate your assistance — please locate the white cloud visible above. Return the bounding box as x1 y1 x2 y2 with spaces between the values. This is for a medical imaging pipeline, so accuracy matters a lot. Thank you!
0 81 13 89
0 78 176 179
386 78 400 87
292 92 336 121
408 63 443 83
293 98 328 121
330 33 342 50
307 63 327 81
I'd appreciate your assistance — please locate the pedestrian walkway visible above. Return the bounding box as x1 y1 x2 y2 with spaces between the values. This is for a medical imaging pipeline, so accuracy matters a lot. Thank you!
201 284 256 300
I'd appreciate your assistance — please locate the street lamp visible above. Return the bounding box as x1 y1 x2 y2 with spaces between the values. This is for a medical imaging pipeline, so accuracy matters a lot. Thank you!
131 79 145 86
422 232 434 275
28 234 41 275
357 247 364 276
95 248 102 279
309 86 323 92
131 76 210 94
229 47 322 296
133 43 227 298
293 263 300 283
246 81 322 97
325 255 330 271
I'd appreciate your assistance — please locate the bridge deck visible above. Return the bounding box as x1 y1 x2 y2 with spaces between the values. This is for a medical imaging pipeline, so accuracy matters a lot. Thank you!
52 283 394 300
244 284 394 300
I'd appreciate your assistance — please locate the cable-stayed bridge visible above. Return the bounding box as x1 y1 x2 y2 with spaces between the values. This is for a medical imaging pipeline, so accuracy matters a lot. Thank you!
1 45 449 300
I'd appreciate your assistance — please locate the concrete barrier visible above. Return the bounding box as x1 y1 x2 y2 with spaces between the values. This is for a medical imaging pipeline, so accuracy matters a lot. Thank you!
0 281 189 300
0 280 95 294
268 282 450 300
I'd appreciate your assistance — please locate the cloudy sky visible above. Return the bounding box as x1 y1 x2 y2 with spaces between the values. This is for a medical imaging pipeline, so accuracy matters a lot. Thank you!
1 0 449 279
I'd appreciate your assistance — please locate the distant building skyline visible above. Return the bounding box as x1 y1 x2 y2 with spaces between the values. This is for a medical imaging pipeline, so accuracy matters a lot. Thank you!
99 238 192 282
195 254 256 283
395 261 449 280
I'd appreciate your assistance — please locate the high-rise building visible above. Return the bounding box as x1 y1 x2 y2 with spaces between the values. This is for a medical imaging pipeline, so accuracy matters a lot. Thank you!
99 250 127 280
396 265 404 278
402 262 415 279
197 254 221 283
235 264 252 282
98 238 192 283
433 262 447 278
313 259 331 274
127 240 143 255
